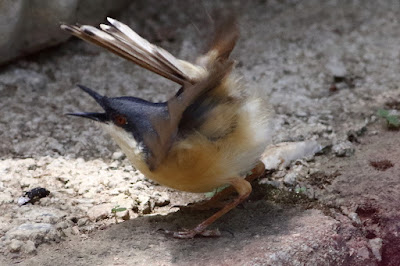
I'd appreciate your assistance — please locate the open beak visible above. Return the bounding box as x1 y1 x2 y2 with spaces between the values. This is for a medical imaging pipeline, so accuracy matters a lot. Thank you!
66 112 108 122
66 84 109 123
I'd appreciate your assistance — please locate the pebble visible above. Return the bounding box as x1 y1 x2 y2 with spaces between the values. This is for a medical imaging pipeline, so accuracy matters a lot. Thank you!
8 239 23 252
87 204 112 222
283 165 306 186
369 238 383 262
283 172 298 186
326 56 347 78
262 141 322 170
138 194 153 214
153 192 170 207
110 195 137 211
77 218 89 227
55 221 69 230
23 240 37 254
348 212 362 225
356 246 370 260
332 141 355 157
71 226 80 235
0 192 14 204
109 188 122 196
112 151 125 161
259 179 282 189
116 210 130 221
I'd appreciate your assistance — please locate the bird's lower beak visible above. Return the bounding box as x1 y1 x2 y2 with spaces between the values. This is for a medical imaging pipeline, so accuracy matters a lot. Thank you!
66 84 109 123
67 112 108 123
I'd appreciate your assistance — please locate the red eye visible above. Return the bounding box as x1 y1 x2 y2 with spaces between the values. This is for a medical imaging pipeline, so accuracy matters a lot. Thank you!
114 115 127 126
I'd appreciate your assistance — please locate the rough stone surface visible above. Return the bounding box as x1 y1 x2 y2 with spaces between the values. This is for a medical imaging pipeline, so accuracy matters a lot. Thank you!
1 0 400 265
87 204 113 222
332 141 355 157
5 223 56 241
369 238 383 262
0 0 131 64
22 240 36 255
8 239 23 253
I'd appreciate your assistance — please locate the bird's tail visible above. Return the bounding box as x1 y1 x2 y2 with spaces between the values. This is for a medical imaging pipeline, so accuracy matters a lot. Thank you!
61 18 193 85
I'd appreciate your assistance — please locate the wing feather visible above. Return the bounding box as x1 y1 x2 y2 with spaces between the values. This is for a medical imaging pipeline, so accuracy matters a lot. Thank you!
143 61 234 170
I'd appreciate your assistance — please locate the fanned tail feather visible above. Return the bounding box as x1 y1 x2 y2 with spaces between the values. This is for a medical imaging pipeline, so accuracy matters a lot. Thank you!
61 18 193 85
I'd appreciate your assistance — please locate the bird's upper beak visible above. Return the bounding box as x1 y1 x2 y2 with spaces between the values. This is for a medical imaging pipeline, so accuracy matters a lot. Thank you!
66 85 109 123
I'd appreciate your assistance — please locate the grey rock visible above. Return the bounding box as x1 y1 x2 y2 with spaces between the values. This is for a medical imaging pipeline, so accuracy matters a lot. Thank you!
71 226 80 235
283 165 306 186
348 212 362 225
0 191 13 204
18 207 66 224
153 192 170 207
116 210 130 221
6 223 56 242
8 239 23 252
137 193 159 214
332 141 355 157
283 171 298 186
0 0 131 64
356 246 370 260
369 238 383 262
112 151 125 161
55 221 69 230
22 240 36 254
326 57 347 78
262 141 322 170
77 218 89 227
87 204 112 221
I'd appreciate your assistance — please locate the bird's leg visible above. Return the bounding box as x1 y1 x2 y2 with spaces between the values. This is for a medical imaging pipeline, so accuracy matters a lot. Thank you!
208 161 265 203
187 161 265 210
172 176 253 239
246 161 266 182
162 161 265 238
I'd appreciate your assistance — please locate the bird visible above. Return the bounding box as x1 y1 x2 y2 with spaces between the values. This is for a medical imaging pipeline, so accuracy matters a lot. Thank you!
61 15 274 238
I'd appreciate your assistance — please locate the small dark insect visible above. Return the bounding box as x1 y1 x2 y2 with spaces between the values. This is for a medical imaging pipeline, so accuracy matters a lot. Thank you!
369 160 394 171
18 187 50 206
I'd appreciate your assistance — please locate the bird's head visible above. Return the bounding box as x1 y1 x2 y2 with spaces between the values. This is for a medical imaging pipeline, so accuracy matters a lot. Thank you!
67 85 167 160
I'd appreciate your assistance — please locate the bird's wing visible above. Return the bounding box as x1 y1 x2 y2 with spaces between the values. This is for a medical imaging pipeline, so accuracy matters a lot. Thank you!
61 18 192 85
144 61 234 170
143 16 239 170
198 13 239 66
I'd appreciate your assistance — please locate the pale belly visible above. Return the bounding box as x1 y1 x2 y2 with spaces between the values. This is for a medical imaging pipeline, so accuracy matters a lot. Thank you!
104 96 273 193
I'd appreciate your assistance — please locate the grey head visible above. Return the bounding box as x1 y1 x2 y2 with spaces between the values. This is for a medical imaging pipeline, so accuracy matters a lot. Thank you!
68 85 169 164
